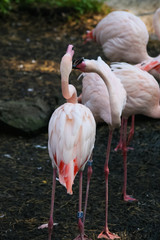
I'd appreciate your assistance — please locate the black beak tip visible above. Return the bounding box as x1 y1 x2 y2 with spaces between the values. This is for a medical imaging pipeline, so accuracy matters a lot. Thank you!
72 57 84 69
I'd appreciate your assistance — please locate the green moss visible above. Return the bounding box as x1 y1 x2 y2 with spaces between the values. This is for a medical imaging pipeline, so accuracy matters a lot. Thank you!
0 0 106 14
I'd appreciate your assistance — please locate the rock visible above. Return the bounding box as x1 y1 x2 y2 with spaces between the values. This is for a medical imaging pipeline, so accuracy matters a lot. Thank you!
0 98 52 133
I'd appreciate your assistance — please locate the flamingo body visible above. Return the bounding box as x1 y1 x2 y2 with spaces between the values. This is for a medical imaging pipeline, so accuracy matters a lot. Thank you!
48 102 96 195
79 72 111 124
111 62 160 119
94 11 149 63
85 9 160 80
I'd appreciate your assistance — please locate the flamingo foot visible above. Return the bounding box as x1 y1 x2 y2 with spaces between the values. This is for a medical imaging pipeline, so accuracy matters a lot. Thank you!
123 194 137 202
114 142 122 152
38 223 48 229
98 228 120 239
73 233 92 240
38 222 58 229
126 147 134 151
114 144 134 152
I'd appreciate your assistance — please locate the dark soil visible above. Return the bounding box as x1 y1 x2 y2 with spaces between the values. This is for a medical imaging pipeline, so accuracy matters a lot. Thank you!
0 7 160 240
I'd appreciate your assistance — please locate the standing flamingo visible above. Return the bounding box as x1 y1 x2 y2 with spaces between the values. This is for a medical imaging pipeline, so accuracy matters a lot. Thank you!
73 56 160 237
110 61 160 201
114 56 160 152
38 45 96 240
84 9 160 81
73 56 127 239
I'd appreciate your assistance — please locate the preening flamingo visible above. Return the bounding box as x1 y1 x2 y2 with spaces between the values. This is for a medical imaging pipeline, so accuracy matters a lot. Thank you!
111 61 160 201
38 45 96 240
115 57 160 152
73 56 127 239
73 56 160 206
84 9 160 81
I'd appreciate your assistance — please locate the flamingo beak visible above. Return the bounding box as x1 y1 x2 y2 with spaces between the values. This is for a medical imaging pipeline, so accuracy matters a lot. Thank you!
72 57 84 69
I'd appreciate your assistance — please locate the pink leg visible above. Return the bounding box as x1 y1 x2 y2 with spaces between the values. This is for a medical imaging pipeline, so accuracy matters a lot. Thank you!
115 116 134 152
98 131 120 239
122 119 137 202
83 157 93 225
127 115 135 146
73 171 91 240
114 118 123 152
48 168 57 240
38 169 57 236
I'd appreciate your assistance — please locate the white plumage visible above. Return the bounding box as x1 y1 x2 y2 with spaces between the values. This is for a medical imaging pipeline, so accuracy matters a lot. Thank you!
48 101 96 195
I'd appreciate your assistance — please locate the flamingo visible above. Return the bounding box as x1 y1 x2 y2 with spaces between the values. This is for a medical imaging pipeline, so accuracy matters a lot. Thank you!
73 56 160 237
38 45 96 240
110 61 160 200
84 8 160 153
114 56 160 152
73 56 127 239
84 9 160 81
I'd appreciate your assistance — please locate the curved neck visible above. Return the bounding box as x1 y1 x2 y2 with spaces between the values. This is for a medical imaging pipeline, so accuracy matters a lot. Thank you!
61 76 77 104
60 51 78 104
153 8 160 40
94 62 126 129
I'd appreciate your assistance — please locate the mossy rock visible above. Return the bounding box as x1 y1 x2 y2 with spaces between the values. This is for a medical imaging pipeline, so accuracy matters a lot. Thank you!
0 98 52 133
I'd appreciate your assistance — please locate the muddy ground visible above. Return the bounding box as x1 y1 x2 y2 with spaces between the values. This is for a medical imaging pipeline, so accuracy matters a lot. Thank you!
0 7 160 240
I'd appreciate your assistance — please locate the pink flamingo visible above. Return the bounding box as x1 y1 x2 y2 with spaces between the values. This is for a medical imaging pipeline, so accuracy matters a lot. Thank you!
110 61 160 199
84 9 160 81
114 57 160 152
73 56 127 239
38 45 96 240
73 56 160 237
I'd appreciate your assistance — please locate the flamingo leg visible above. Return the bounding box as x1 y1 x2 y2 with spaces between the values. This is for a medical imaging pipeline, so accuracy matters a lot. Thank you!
122 119 137 202
114 118 124 152
115 115 134 152
127 115 135 146
73 171 91 240
48 168 57 240
38 168 57 238
98 130 120 239
83 157 93 225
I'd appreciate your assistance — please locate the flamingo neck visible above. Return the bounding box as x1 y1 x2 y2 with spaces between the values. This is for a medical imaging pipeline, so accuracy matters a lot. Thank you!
95 63 125 129
67 84 78 104
60 50 78 104
61 76 77 104
153 8 160 40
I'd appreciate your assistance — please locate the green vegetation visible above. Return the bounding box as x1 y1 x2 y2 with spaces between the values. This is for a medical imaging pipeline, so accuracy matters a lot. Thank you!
0 0 11 13
0 0 106 14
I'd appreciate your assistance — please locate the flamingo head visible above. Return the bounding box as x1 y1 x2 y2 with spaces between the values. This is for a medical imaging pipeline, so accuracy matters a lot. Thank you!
73 57 102 73
60 45 74 77
72 57 86 71
83 30 96 44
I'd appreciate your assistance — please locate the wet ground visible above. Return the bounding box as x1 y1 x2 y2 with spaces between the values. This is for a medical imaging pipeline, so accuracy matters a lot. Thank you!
0 7 160 240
